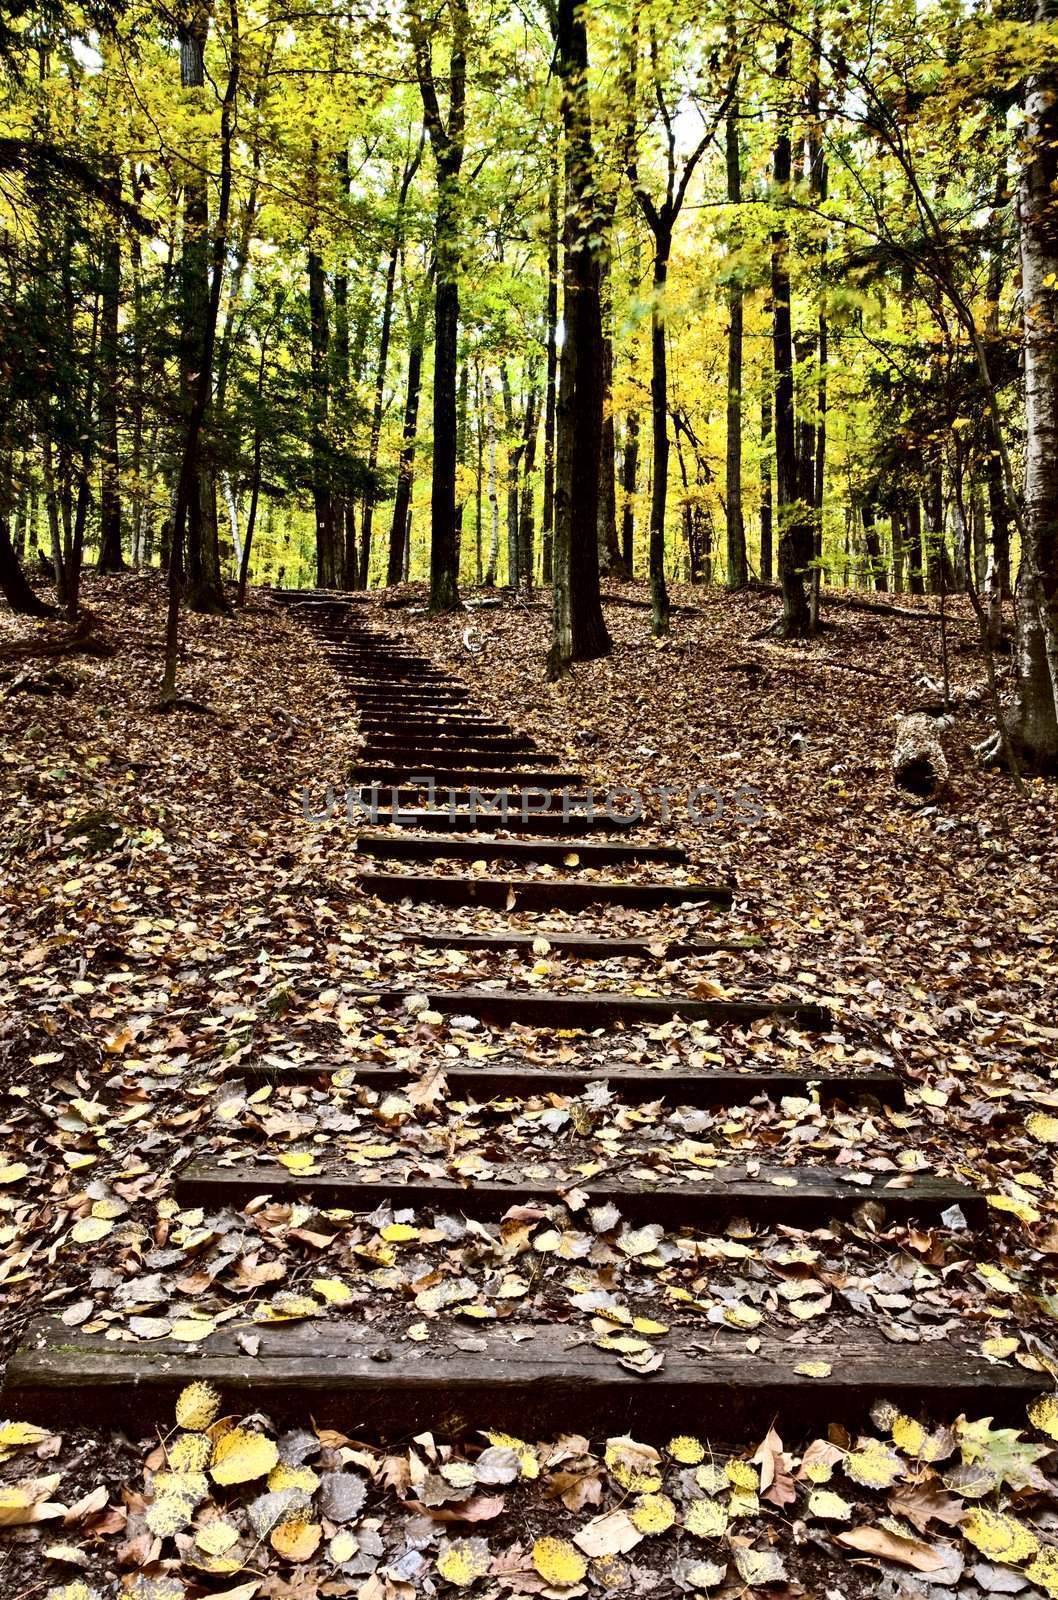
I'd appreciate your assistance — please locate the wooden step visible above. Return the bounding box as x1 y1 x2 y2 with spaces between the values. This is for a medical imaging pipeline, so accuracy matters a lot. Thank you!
398 930 757 955
343 983 827 1029
363 734 538 755
174 1160 981 1227
356 835 686 866
358 749 567 771
6 1318 1035 1435
360 871 734 910
353 806 633 834
358 716 514 736
229 1057 904 1106
349 767 586 788
345 688 472 704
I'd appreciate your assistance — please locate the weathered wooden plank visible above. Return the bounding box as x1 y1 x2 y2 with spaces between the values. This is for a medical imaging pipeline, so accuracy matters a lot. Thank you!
348 767 586 789
356 835 686 867
341 983 825 1029
352 806 633 835
228 1058 905 1106
359 871 735 911
398 930 756 953
175 1160 979 1226
8 1318 1028 1434
362 734 540 756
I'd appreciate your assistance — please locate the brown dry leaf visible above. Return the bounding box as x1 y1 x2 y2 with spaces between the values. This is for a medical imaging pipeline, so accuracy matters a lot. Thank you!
836 1524 946 1572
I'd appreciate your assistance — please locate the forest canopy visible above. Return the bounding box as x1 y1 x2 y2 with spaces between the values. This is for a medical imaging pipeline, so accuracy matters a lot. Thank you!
1 0 1057 761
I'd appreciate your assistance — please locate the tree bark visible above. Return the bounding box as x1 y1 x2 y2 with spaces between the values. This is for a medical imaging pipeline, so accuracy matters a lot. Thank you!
409 0 467 613
178 3 227 614
307 243 337 588
1009 4 1058 771
548 0 611 676
757 387 772 583
386 263 432 587
541 158 560 586
725 103 746 589
0 506 55 614
621 410 639 573
97 157 124 572
771 24 811 637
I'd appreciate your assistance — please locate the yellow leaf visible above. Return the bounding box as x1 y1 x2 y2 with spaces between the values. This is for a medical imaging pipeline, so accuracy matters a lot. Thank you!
808 1489 853 1520
684 1497 728 1538
0 1422 52 1449
330 1530 358 1563
145 1490 197 1537
962 1508 1039 1564
795 1360 832 1378
197 1520 240 1556
210 1428 279 1487
0 1476 66 1527
891 1414 927 1457
982 1336 1020 1361
70 1217 112 1244
176 1382 221 1431
667 1435 705 1464
171 1318 216 1342
604 1436 662 1493
381 1222 421 1243
268 1464 319 1495
1025 1548 1058 1596
630 1493 676 1534
311 1277 353 1305
0 1164 29 1185
987 1191 1041 1226
170 1434 212 1472
533 1535 588 1584
1026 1113 1058 1144
436 1536 491 1586
278 1152 319 1174
270 1517 322 1561
1028 1394 1058 1442
483 1432 538 1480
844 1440 904 1488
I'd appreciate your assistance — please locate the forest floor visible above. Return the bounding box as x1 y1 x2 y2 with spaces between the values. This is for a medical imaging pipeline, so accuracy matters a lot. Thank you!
0 573 1057 1600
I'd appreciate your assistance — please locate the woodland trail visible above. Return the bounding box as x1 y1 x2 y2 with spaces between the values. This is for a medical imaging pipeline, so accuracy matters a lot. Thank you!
4 594 1048 1439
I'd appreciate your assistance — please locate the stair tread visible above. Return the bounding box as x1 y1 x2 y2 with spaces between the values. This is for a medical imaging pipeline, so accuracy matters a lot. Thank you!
5 1316 1037 1433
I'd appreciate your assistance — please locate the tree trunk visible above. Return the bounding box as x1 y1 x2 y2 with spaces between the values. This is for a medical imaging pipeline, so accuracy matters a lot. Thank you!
97 159 124 572
621 410 639 573
0 505 55 615
759 389 773 582
179 5 226 614
518 382 540 591
500 361 520 585
861 500 887 592
483 370 500 586
725 104 746 590
1007 15 1058 779
386 267 431 587
548 0 611 676
771 26 811 637
541 158 560 586
648 236 672 635
597 266 622 575
308 246 337 589
359 233 399 589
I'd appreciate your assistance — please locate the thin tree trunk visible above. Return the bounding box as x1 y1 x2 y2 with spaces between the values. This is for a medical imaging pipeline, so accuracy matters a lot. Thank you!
307 243 337 588
541 157 560 586
178 4 227 614
758 388 773 583
621 410 639 574
648 238 672 634
386 264 432 587
97 159 123 572
771 23 811 637
725 102 746 590
548 0 611 676
410 0 467 613
518 379 540 592
483 370 500 586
